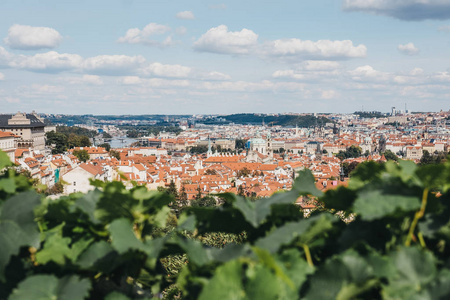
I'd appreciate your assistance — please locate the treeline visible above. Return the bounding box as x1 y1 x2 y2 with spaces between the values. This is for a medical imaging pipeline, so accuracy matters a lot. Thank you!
45 126 98 154
120 125 183 138
223 114 332 127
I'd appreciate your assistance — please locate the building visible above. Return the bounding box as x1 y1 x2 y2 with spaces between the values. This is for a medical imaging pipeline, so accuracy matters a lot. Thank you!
0 131 16 162
0 112 46 150
62 163 107 194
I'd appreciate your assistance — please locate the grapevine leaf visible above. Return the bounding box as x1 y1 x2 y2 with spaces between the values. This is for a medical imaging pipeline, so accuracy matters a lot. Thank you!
245 265 280 300
0 191 40 281
416 164 448 189
55 276 92 300
383 247 437 299
353 190 421 221
9 275 91 300
293 169 323 197
104 291 131 300
0 150 12 169
233 197 257 227
76 240 115 269
74 189 102 224
176 237 212 266
321 186 357 212
35 230 72 265
109 218 166 258
109 218 144 254
305 250 376 300
198 260 245 300
0 178 16 194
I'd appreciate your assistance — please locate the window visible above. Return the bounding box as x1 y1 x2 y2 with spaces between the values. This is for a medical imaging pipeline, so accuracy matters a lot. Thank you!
73 181 76 186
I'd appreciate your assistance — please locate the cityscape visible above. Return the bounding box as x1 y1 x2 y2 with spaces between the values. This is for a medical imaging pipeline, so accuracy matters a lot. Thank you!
0 108 449 200
2 1 450 299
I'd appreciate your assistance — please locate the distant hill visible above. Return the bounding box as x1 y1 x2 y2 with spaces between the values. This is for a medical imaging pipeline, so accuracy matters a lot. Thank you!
223 114 332 127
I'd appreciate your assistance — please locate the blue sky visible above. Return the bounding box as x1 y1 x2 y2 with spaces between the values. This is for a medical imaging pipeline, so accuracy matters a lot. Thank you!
1 0 450 114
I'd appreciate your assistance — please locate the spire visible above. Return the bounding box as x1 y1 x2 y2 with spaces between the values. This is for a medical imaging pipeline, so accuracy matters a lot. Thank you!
207 135 212 158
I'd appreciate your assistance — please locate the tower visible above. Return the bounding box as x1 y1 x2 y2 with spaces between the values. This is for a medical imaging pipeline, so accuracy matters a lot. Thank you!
207 136 212 158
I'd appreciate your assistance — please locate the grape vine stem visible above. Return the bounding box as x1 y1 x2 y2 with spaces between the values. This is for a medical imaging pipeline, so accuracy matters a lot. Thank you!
405 188 429 247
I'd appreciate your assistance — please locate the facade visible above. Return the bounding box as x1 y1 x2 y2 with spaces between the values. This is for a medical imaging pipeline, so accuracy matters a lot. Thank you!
62 163 106 194
0 112 46 151
0 131 16 162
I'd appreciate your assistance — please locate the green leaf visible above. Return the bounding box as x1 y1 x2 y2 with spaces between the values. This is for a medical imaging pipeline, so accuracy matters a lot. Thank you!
104 291 130 300
293 169 323 197
245 265 280 300
76 240 114 269
109 218 144 254
255 215 333 254
198 260 245 300
35 230 72 265
9 275 91 300
0 178 16 194
0 191 40 281
321 186 357 212
109 218 166 258
353 190 421 221
0 150 12 169
232 189 300 228
305 250 377 300
74 189 102 224
383 247 437 299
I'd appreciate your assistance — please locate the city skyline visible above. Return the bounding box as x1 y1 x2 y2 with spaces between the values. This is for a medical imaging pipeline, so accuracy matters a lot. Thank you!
1 0 450 114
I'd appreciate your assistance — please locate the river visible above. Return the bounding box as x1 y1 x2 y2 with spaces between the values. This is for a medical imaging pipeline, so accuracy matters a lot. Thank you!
107 137 138 149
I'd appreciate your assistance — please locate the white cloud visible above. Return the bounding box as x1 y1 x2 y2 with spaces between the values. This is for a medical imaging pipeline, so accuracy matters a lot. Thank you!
343 0 450 21
68 75 103 85
83 55 146 75
264 39 367 60
209 4 227 10
10 51 83 72
349 65 391 82
117 23 174 47
176 11 195 20
298 60 341 71
0 72 4 80
141 62 192 78
397 43 419 55
176 26 187 35
0 46 13 67
438 25 450 32
194 25 366 61
193 25 258 54
4 24 62 50
321 90 338 99
120 76 143 85
200 71 231 81
272 70 306 80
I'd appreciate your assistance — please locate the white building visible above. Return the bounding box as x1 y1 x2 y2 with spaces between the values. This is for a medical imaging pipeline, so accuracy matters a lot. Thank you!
62 163 107 194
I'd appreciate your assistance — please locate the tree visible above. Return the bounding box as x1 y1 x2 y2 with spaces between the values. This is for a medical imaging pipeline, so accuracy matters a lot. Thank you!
45 131 68 154
167 180 178 199
98 143 111 152
103 132 112 139
237 185 245 197
205 169 217 175
73 149 90 162
235 139 248 150
336 145 362 161
110 150 120 160
191 196 216 207
195 186 203 200
383 150 398 161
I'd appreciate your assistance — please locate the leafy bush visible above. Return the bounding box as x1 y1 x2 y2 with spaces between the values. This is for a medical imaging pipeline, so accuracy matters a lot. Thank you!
1 149 450 299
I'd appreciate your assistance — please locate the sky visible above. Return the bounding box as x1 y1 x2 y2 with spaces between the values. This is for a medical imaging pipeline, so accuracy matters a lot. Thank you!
1 0 450 115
